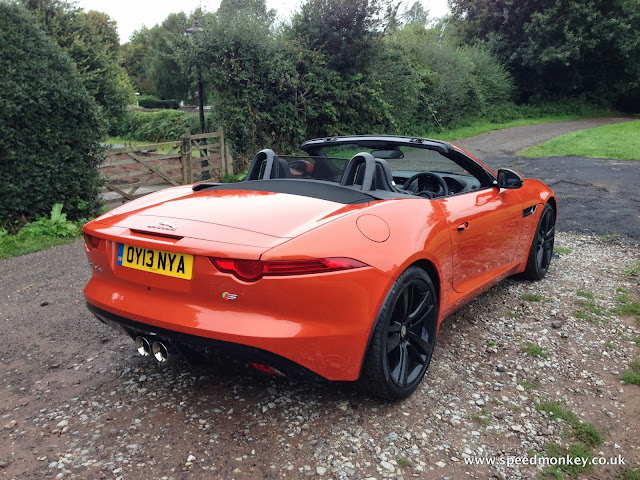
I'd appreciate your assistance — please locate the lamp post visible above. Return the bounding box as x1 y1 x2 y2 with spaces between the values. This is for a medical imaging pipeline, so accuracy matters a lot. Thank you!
185 17 209 179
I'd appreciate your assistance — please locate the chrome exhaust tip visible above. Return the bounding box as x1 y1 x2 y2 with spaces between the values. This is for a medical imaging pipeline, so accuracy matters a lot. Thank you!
152 341 171 363
135 336 152 357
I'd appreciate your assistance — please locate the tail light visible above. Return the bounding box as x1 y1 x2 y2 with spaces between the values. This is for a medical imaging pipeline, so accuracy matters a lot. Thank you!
84 233 101 251
208 257 368 282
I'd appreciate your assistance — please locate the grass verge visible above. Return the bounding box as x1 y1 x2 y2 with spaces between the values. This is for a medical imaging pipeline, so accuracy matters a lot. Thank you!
105 137 179 154
0 204 83 258
621 360 640 386
520 120 640 161
620 466 640 480
536 401 603 479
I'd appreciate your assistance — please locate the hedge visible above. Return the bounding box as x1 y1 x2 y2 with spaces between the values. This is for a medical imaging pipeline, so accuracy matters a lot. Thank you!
137 95 180 110
114 109 216 142
0 2 104 230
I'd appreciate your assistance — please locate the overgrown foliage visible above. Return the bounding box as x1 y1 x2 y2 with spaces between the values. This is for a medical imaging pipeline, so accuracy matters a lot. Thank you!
121 13 193 102
178 0 520 160
137 95 180 109
21 0 136 130
114 0 624 159
449 0 640 110
0 204 82 257
114 110 216 142
0 2 104 231
192 7 303 157
385 23 515 130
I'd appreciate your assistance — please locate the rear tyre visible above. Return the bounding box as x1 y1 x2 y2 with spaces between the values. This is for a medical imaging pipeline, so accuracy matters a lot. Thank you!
359 266 438 400
522 203 556 280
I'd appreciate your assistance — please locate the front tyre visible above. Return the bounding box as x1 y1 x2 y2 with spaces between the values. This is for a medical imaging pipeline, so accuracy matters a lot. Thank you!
360 266 438 400
522 203 556 280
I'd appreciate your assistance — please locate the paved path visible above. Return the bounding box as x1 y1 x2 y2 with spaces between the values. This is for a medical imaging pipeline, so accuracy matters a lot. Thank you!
454 117 639 239
453 117 631 158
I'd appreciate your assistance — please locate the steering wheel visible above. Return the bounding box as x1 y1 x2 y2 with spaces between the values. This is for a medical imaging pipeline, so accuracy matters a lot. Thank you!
402 172 449 198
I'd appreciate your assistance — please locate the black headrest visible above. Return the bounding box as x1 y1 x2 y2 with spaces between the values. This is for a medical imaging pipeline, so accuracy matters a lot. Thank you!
373 158 396 192
246 149 289 180
341 152 376 191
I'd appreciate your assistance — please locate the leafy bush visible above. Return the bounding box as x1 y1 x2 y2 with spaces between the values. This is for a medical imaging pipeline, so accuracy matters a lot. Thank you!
20 2 136 133
387 25 516 131
137 95 180 110
20 204 80 238
0 2 104 231
0 204 82 258
114 110 215 142
449 0 640 107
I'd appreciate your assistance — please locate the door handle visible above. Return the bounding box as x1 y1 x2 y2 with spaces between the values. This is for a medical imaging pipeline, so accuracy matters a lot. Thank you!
457 222 469 231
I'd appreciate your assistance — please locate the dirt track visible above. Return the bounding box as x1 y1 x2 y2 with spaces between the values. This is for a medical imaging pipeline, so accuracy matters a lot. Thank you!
1 120 639 480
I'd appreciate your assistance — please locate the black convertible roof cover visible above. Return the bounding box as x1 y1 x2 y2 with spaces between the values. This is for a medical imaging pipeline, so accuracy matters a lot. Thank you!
194 179 378 204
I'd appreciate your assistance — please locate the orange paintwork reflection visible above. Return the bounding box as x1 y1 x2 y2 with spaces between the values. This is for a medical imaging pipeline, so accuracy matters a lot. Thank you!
439 187 523 293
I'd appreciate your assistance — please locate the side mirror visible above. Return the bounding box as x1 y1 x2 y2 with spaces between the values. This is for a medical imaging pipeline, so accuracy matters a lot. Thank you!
496 168 523 189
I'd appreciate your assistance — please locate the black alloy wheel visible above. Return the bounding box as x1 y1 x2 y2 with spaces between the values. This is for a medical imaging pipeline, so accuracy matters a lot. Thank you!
360 266 438 400
523 203 556 280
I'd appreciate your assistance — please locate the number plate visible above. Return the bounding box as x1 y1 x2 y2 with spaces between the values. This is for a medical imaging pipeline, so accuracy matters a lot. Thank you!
117 244 193 280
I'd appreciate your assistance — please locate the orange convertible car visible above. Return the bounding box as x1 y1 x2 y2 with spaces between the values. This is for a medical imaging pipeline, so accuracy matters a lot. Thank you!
83 135 556 399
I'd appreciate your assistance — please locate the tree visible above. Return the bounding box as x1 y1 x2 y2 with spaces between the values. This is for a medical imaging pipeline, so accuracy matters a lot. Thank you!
20 0 135 129
291 0 383 74
121 27 156 95
386 22 515 129
193 4 301 157
285 0 396 137
0 2 104 229
450 0 640 107
217 0 276 23
146 13 192 102
122 13 198 102
402 1 428 26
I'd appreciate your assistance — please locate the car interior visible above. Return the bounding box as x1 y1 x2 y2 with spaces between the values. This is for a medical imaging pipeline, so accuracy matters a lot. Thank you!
242 141 495 199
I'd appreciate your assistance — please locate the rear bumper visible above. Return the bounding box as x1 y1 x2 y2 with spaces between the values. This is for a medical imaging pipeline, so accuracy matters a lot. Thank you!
87 302 323 380
84 265 393 381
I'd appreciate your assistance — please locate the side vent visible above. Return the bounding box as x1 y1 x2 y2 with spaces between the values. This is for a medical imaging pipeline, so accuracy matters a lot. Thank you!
522 205 538 218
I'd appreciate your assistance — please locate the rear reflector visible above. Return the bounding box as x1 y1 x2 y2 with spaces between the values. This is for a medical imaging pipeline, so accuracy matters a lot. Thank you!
209 257 368 282
250 362 284 376
84 233 101 250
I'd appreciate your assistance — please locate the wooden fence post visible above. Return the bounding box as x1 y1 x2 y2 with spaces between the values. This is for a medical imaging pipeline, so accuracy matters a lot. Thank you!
225 143 233 175
180 129 192 184
217 126 226 177
217 126 233 176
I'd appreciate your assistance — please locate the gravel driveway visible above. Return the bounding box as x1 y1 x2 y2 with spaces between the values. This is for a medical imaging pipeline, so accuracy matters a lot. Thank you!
1 120 639 480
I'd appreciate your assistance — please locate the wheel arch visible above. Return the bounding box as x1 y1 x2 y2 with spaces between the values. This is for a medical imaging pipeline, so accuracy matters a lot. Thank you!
411 258 441 309
357 257 441 380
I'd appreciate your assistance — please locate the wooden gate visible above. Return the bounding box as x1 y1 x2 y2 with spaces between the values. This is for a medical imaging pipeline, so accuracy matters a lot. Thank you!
100 127 233 207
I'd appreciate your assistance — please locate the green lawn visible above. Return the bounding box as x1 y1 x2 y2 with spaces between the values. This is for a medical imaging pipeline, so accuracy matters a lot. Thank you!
105 136 177 153
0 232 78 257
520 119 640 161
425 114 609 142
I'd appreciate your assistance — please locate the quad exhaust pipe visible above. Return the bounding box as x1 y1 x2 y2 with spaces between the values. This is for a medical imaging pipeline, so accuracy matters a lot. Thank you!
135 336 152 357
134 336 177 363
